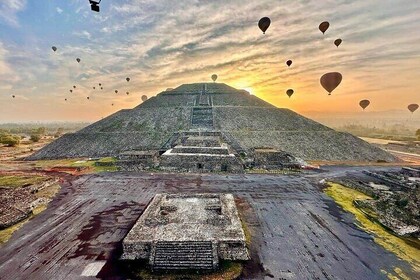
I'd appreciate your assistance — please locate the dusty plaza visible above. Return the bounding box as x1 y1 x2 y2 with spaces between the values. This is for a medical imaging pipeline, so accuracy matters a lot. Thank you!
0 167 419 279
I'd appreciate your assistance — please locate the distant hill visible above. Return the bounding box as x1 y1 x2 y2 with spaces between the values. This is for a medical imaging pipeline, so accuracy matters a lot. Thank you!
28 83 398 162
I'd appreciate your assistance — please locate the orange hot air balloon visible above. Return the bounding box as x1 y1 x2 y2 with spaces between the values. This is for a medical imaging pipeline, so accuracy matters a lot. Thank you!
320 72 342 95
211 74 218 82
359 99 370 110
141 95 148 102
319 21 329 34
286 89 294 98
334 39 342 47
408 104 419 113
258 17 271 34
286 60 292 67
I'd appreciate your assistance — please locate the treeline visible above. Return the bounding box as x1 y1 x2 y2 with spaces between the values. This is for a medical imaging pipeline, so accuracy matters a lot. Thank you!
337 124 419 141
0 122 90 147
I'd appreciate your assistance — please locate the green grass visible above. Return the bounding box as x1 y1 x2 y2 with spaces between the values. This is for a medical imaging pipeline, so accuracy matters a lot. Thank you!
325 182 420 273
0 175 46 188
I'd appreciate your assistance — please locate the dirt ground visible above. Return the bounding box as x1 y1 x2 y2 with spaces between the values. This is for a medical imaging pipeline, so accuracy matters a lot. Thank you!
0 168 417 280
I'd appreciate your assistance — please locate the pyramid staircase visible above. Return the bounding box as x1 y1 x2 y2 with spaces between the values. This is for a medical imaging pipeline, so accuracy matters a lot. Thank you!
151 241 217 270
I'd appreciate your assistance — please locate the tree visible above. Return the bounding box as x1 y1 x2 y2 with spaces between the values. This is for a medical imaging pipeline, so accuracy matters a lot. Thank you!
36 127 46 136
0 134 20 147
30 134 41 142
54 127 64 138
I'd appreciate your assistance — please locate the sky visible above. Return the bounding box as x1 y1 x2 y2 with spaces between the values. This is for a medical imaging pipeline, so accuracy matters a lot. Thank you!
0 0 419 123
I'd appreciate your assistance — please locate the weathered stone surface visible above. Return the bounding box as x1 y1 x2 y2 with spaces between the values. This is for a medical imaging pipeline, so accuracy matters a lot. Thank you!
28 82 399 162
121 193 249 270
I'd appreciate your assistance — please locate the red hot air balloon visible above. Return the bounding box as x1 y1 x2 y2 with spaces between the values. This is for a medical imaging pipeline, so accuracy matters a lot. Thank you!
320 72 342 95
286 89 294 98
408 104 419 113
359 99 370 110
334 39 342 47
258 17 271 34
319 21 329 34
286 60 292 67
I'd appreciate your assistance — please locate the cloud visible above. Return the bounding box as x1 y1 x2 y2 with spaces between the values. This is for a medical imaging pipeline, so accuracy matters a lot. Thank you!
0 0 26 27
56 7 63 14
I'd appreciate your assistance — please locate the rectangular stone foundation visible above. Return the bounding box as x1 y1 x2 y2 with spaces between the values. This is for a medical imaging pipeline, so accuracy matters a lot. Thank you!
121 193 249 270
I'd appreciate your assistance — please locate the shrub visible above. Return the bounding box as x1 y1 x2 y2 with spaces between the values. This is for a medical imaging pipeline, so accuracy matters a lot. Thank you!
0 134 20 147
30 134 41 142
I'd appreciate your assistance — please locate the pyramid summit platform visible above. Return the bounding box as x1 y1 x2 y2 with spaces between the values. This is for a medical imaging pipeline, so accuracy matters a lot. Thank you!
28 82 398 168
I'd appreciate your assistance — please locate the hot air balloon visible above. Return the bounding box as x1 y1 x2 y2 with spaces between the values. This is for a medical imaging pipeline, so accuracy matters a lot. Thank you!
320 72 342 95
100 87 103 90
73 85 76 89
99 83 102 86
286 60 292 67
126 92 129 95
319 21 329 34
65 98 67 101
359 99 370 110
408 104 419 113
87 96 90 100
112 103 114 106
115 90 118 93
126 77 130 82
70 89 73 93
12 95 15 98
258 17 271 34
211 74 218 82
334 39 342 47
76 58 81 63
52 46 57 52
93 87 96 89
141 95 148 102
286 89 294 98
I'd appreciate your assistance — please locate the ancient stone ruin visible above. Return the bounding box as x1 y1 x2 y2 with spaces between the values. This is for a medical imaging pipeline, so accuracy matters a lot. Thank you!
121 193 249 270
29 82 399 170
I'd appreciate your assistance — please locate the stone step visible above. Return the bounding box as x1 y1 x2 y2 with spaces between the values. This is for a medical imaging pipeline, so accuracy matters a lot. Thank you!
152 241 215 270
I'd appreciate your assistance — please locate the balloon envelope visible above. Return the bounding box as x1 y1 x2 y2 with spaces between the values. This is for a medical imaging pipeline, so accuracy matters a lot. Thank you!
93 87 96 89
334 39 342 47
70 89 73 93
99 83 102 86
12 95 15 98
141 95 148 102
286 60 292 67
52 46 57 52
73 85 76 89
76 58 81 63
126 92 129 95
319 21 329 34
211 74 218 82
126 77 130 82
286 89 294 98
408 104 419 113
115 90 118 93
320 72 342 94
87 96 90 100
359 99 370 110
258 17 271 34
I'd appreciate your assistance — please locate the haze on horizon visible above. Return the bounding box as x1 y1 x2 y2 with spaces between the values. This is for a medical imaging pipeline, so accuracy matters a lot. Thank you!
0 0 419 123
